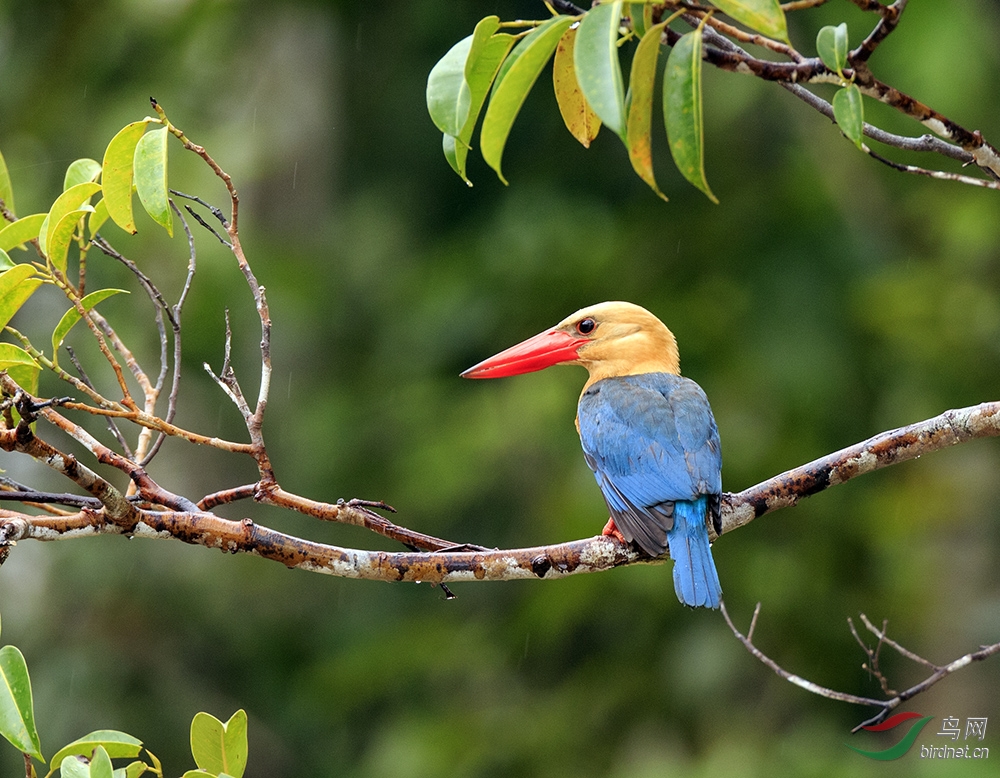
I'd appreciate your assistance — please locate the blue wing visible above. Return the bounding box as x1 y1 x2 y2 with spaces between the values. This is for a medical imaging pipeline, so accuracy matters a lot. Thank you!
577 373 722 607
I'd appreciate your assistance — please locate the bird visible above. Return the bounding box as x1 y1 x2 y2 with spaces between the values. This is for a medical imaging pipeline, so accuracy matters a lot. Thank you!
461 301 723 608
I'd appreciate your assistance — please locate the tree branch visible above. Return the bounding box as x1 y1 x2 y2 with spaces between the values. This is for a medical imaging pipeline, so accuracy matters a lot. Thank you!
722 601 1000 731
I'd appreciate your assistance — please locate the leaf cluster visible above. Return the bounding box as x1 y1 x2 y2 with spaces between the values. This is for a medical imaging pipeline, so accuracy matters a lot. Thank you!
426 1 790 201
0 611 248 778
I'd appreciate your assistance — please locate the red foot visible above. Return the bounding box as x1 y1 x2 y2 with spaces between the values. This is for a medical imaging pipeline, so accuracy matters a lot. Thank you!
601 518 628 546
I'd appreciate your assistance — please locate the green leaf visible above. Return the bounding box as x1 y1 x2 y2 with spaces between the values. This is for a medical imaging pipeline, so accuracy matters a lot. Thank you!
0 644 43 761
117 760 149 778
0 249 13 271
39 181 101 258
629 3 647 38
0 264 43 331
664 24 718 203
627 21 668 200
480 15 574 183
710 0 788 42
180 772 215 778
50 731 144 773
52 288 128 364
427 34 477 137
46 207 95 274
0 147 13 215
553 25 602 148
63 158 102 191
101 121 150 235
89 198 110 239
190 710 248 778
427 18 503 139
448 28 516 183
574 1 627 138
833 83 865 149
91 746 115 778
0 213 46 253
133 127 172 236
0 344 41 396
817 23 849 77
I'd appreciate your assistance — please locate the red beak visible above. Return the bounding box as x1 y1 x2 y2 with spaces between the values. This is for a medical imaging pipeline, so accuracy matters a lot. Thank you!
461 328 584 379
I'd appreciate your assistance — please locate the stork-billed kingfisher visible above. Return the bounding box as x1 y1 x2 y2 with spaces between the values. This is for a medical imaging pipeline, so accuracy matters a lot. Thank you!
462 301 723 609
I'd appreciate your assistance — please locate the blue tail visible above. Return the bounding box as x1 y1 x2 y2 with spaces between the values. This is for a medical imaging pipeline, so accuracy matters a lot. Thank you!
667 497 722 609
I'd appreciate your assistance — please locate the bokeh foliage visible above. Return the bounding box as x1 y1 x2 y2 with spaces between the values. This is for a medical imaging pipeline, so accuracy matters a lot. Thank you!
1 1 998 776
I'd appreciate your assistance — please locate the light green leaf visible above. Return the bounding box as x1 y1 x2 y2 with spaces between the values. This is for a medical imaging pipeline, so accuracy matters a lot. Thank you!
133 127 172 236
63 158 102 191
0 644 43 761
480 15 574 183
553 25 602 148
0 249 13 271
181 772 215 778
90 746 115 778
817 23 849 77
427 18 503 139
0 344 40 396
0 264 43 331
427 34 476 137
664 24 718 202
46 207 95 274
574 1 627 138
39 182 101 258
0 147 13 215
62 756 92 778
446 27 516 183
190 710 248 778
50 731 144 773
710 0 788 42
627 21 668 199
833 83 865 149
116 760 149 778
89 198 110 239
52 288 128 364
101 121 150 235
0 213 46 253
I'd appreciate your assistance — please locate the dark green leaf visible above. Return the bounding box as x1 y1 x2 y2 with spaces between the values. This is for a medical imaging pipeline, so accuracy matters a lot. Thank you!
480 15 574 183
664 26 718 202
133 126 172 236
710 0 788 42
574 1 626 138
833 83 865 149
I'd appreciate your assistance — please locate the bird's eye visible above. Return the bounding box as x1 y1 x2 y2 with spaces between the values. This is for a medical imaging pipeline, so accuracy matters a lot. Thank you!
576 317 597 335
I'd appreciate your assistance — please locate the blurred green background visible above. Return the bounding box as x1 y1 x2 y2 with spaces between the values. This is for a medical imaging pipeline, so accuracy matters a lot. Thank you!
2 1 999 776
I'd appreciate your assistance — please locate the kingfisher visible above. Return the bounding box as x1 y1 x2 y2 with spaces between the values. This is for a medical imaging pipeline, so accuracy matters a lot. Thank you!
462 301 722 608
